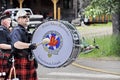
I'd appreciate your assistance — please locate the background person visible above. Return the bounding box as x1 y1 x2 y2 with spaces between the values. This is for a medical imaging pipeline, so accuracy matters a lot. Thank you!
0 13 12 79
10 9 38 80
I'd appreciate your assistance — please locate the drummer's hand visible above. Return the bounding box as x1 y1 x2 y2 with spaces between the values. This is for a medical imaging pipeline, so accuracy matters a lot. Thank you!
29 43 37 50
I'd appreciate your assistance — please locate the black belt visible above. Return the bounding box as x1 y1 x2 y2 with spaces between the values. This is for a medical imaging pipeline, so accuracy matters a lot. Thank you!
14 52 29 58
14 52 34 61
1 50 11 53
0 52 11 59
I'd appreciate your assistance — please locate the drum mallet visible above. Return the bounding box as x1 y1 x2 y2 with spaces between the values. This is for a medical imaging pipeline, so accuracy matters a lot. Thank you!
36 38 50 46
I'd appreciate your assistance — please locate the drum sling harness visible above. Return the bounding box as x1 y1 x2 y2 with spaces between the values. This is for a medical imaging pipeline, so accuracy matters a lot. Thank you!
7 56 19 80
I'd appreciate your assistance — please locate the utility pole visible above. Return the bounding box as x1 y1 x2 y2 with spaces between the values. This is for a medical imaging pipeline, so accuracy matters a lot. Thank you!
18 0 24 8
51 0 58 20
10 0 13 5
58 7 61 20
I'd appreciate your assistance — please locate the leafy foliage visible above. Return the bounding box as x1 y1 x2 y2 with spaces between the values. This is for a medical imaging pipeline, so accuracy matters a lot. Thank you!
84 0 120 17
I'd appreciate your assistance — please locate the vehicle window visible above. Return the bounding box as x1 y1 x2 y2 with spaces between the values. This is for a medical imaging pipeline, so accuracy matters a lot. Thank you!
14 11 18 16
25 10 32 15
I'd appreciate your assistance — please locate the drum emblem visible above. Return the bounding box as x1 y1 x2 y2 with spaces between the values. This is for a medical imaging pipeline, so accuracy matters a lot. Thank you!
43 31 63 57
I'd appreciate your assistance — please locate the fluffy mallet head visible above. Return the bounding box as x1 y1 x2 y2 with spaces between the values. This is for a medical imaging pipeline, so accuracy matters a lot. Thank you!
36 38 50 46
41 38 50 44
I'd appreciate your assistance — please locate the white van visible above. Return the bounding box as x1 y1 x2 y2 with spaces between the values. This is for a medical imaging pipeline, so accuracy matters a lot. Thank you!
4 8 33 20
3 8 43 28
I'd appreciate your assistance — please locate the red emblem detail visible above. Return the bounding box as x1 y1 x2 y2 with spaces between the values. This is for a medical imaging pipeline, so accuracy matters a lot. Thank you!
49 36 58 46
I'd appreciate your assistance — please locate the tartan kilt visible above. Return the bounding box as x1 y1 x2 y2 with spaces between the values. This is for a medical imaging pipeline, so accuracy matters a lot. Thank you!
9 57 38 80
0 52 11 79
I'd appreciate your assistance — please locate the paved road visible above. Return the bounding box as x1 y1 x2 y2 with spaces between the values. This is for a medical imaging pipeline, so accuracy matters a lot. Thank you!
36 26 119 80
37 58 120 80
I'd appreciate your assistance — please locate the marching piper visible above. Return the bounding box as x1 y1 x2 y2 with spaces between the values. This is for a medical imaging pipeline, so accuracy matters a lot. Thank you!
0 13 12 79
10 9 38 80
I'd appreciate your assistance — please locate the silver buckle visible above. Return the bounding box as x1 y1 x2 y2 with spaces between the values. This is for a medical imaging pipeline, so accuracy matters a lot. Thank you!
28 55 34 61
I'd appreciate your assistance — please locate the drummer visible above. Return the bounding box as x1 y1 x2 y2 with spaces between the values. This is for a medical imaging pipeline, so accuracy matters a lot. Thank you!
10 9 38 80
0 13 12 79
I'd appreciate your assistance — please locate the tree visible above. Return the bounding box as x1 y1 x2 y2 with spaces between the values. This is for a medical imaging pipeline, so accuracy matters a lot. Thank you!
84 0 120 34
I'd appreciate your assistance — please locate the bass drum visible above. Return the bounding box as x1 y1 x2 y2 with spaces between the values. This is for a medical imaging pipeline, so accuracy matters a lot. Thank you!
32 20 82 68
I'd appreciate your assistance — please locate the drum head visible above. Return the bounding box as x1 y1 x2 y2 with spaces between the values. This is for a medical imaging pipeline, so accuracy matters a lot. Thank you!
32 20 80 68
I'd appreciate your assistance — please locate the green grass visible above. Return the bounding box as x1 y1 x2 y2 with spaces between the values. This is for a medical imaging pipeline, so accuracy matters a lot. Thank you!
76 22 120 59
79 35 120 59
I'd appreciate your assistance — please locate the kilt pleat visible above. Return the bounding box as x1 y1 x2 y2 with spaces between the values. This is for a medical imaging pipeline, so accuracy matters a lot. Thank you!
0 53 10 79
9 57 38 80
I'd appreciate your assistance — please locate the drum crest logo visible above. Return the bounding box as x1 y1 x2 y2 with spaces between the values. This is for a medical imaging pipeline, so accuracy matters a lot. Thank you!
43 31 63 57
